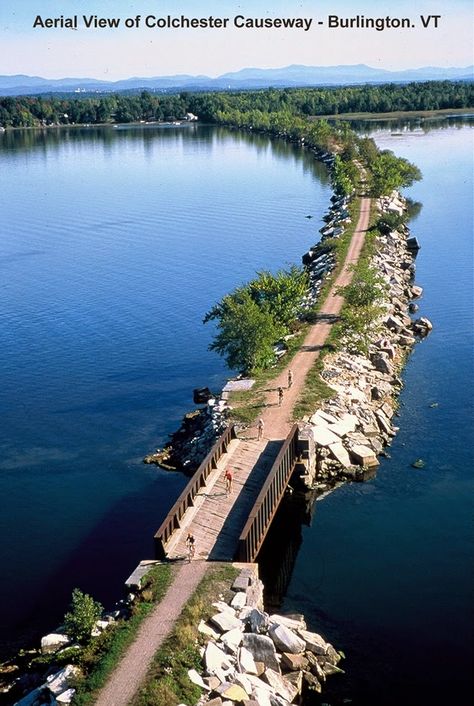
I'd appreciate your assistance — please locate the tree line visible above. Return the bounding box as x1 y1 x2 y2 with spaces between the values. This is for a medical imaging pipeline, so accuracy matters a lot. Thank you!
0 80 472 127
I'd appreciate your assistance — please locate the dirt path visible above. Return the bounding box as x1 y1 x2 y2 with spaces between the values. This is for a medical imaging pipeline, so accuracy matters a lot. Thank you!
254 196 371 439
93 561 208 706
92 196 370 705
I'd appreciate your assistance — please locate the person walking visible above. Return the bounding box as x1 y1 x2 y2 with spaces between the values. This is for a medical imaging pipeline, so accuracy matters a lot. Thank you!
185 532 195 562
287 369 293 388
257 417 264 441
278 386 284 406
224 468 233 495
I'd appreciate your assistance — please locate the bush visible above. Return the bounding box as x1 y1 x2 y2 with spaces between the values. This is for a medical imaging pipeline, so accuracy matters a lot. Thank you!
64 588 103 645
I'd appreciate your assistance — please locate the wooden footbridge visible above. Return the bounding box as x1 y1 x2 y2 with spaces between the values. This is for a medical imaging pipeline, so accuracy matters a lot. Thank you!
154 423 304 563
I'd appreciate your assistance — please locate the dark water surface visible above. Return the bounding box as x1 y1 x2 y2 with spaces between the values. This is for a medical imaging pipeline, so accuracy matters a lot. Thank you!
275 122 474 706
0 125 331 653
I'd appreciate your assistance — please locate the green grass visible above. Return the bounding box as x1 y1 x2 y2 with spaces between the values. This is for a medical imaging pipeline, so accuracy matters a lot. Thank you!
132 563 239 706
292 350 336 420
71 564 173 706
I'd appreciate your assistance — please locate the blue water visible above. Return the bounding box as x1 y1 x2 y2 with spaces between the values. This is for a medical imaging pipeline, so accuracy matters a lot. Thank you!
280 123 474 705
0 125 331 652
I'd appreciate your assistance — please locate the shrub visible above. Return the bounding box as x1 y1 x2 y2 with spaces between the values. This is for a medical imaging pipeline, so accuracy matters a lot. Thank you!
64 588 103 645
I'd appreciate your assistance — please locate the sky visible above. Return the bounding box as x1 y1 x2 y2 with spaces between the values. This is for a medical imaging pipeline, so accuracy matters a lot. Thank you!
0 0 473 79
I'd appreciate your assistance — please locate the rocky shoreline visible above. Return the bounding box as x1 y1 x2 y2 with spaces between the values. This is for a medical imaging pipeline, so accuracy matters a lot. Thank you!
301 188 432 491
190 563 343 705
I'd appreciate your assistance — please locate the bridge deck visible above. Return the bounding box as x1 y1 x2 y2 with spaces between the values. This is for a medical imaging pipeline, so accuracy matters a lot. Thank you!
167 435 282 561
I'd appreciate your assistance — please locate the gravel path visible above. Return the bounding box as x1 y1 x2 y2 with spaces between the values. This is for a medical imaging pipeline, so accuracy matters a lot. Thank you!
93 561 208 706
254 196 371 439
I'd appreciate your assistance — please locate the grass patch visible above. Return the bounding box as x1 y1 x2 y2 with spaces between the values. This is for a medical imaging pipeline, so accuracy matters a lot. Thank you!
292 351 335 420
132 563 239 706
71 563 173 706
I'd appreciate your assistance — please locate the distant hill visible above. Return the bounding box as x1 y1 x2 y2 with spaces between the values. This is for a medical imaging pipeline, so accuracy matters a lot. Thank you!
0 64 472 96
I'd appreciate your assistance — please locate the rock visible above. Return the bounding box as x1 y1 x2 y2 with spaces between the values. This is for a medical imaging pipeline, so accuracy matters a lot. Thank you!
250 687 272 706
56 689 76 704
198 620 221 640
46 665 82 696
349 444 380 468
245 579 264 609
325 644 343 664
237 646 259 675
206 698 224 706
269 614 306 632
210 612 242 633
371 352 393 375
374 410 395 436
221 627 244 651
205 676 222 690
412 317 433 336
234 672 254 695
241 634 280 673
411 285 423 298
231 592 247 610
321 662 345 676
262 668 300 702
215 682 249 701
188 669 210 690
285 672 303 696
310 410 339 426
280 651 309 671
247 608 270 634
303 671 322 692
268 624 306 654
40 632 71 654
205 641 233 673
232 574 250 592
411 458 426 469
328 443 352 468
297 629 328 656
312 425 342 447
306 651 327 682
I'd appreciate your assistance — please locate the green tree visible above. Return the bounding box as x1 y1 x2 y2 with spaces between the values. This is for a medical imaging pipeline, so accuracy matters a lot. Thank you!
204 289 285 373
338 263 387 353
249 266 308 328
63 588 103 644
369 150 422 196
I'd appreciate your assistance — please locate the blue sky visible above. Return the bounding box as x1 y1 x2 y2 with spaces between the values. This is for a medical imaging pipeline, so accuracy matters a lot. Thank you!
0 0 472 78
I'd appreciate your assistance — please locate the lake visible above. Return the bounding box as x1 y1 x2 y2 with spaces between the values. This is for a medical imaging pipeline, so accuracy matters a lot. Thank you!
0 124 331 653
0 120 472 706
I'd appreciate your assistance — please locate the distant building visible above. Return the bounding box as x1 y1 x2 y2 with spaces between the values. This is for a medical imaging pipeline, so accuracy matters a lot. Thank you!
183 112 198 122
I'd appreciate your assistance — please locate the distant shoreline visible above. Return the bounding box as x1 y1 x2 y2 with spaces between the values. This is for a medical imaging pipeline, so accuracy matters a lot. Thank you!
1 107 473 132
323 106 474 121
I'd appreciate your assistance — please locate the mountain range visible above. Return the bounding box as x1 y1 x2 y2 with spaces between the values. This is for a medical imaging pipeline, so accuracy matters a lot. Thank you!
1 64 472 96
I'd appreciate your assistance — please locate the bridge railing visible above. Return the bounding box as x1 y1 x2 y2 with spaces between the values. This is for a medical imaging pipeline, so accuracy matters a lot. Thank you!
237 423 299 563
154 424 237 558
